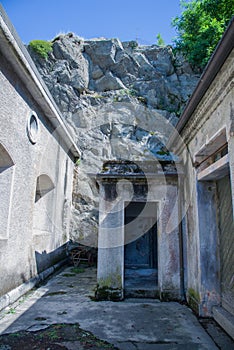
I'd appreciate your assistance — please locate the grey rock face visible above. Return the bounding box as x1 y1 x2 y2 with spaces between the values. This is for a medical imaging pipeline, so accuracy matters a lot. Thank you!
28 33 200 246
94 71 126 91
84 38 121 69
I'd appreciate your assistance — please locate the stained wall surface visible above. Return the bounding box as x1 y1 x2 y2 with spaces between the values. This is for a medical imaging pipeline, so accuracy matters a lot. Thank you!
0 12 76 299
177 48 234 317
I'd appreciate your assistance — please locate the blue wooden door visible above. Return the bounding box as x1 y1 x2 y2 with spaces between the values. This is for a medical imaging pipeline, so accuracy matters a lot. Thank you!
124 216 157 268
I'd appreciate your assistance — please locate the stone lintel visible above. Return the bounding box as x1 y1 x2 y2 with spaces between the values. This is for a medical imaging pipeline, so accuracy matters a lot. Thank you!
95 173 178 186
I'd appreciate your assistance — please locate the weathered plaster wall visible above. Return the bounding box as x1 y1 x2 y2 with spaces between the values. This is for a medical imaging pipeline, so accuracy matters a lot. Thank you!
0 56 74 296
178 49 234 316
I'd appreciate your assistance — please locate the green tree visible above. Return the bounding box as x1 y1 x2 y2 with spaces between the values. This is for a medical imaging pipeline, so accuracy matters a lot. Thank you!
156 33 165 47
172 0 234 70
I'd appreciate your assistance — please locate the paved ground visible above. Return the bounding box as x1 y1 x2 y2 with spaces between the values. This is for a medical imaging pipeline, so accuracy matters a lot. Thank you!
0 266 233 350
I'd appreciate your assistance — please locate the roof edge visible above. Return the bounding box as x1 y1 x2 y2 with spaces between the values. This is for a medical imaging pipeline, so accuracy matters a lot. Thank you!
0 5 80 159
168 16 234 148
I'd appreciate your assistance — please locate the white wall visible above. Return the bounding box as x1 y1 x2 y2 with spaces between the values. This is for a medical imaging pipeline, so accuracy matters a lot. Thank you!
0 56 74 296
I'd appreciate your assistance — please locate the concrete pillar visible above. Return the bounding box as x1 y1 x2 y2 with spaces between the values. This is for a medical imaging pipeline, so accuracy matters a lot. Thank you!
157 186 181 300
96 181 124 300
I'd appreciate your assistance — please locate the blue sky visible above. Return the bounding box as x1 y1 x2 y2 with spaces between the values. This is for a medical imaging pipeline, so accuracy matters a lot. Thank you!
1 1 182 45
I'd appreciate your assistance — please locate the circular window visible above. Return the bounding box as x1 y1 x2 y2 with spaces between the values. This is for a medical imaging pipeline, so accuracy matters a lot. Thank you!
27 112 40 144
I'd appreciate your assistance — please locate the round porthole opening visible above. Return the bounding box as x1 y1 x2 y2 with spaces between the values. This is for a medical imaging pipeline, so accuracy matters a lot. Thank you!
27 112 39 144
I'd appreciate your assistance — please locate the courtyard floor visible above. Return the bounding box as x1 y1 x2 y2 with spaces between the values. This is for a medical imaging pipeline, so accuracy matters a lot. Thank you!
0 265 233 350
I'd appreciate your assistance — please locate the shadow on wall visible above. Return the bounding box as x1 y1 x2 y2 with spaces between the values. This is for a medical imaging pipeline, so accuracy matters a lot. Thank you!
35 243 68 274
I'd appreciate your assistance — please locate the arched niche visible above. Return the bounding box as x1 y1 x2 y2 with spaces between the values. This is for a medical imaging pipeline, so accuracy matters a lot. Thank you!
33 174 55 235
0 143 14 239
35 174 55 202
0 143 14 171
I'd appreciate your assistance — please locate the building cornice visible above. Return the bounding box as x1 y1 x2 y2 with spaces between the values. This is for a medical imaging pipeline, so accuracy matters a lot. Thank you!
178 52 234 147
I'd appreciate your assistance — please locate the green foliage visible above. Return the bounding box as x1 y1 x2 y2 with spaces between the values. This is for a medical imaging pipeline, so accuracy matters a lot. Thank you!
29 40 53 59
137 96 147 105
156 33 165 46
129 40 138 49
7 307 16 314
188 287 200 302
9 332 20 337
71 267 85 274
44 328 60 340
62 273 76 277
172 0 234 69
125 88 138 97
75 158 81 166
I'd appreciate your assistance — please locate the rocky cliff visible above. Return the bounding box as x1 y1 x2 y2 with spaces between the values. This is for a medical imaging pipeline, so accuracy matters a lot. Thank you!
28 33 200 246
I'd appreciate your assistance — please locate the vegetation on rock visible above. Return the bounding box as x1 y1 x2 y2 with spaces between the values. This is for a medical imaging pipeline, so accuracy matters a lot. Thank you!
29 39 53 58
156 33 165 47
172 0 234 70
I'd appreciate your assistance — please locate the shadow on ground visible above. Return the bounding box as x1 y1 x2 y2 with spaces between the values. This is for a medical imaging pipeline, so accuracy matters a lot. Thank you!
0 265 233 350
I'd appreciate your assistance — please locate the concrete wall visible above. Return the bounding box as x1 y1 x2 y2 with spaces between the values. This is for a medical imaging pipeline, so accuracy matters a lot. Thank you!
178 49 234 316
0 52 74 297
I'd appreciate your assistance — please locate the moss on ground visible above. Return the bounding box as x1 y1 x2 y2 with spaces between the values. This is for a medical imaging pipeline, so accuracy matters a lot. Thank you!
0 323 118 349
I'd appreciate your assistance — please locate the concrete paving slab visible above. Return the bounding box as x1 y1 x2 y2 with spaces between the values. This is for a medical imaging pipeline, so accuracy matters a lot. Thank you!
0 266 223 349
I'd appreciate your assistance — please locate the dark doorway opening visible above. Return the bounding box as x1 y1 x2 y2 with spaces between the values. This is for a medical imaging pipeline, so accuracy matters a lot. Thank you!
124 201 158 298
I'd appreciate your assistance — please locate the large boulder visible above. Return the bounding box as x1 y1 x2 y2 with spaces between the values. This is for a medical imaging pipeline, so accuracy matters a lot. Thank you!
94 72 126 91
